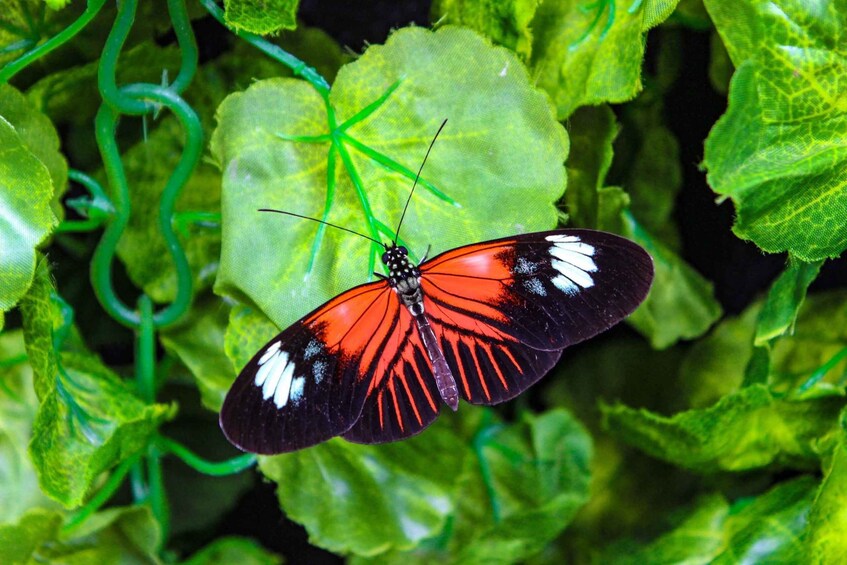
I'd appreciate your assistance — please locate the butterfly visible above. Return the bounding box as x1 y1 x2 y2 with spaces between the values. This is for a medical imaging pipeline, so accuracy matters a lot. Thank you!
220 227 653 454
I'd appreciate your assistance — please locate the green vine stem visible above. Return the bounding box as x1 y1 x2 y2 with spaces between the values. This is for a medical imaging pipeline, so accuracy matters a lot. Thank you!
0 0 108 84
198 0 330 97
62 453 141 533
154 435 257 476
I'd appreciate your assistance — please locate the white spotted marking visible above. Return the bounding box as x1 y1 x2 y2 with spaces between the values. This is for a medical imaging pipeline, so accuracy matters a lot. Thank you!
550 246 597 273
254 348 283 387
551 274 579 295
524 278 547 296
514 257 537 275
545 235 598 294
289 376 305 405
304 339 322 360
258 340 281 365
272 360 296 408
545 234 581 244
260 351 288 399
313 359 327 384
552 260 595 288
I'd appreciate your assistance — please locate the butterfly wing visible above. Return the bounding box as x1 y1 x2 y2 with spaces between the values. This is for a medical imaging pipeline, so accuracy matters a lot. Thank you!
220 280 406 453
419 229 653 405
340 308 443 444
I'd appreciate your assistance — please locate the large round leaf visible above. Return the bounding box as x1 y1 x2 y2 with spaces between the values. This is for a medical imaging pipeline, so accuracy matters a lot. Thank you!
212 26 567 329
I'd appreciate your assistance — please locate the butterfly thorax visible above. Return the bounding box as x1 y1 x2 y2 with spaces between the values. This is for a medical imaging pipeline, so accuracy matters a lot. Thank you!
382 245 424 315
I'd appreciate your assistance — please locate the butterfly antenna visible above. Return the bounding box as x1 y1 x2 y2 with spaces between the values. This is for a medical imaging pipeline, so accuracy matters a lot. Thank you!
394 119 448 244
258 209 385 247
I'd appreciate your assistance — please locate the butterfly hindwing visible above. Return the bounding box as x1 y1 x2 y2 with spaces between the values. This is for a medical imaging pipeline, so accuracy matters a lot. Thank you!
342 308 442 444
420 229 653 404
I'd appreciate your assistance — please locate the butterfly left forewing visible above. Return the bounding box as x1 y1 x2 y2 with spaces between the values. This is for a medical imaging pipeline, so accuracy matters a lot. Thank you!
219 281 398 453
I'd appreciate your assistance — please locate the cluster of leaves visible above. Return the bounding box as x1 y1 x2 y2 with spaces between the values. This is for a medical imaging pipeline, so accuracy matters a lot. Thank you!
1 0 846 563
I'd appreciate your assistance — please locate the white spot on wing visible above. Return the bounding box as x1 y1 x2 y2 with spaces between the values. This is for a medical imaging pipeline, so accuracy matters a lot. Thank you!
273 360 296 408
313 360 327 384
261 351 288 399
289 376 305 405
514 257 537 275
254 351 279 387
524 278 547 296
546 235 598 294
545 234 580 244
258 341 281 365
552 260 595 288
304 339 322 360
551 274 579 295
550 246 598 272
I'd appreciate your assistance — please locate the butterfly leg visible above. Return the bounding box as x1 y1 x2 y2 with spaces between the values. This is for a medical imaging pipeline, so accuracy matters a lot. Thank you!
414 313 459 411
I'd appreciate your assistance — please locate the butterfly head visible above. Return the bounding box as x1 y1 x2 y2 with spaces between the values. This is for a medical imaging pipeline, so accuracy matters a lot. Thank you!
382 244 422 297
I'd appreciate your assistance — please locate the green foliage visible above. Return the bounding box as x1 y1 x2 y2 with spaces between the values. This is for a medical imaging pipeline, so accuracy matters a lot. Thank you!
0 86 61 324
1 0 846 563
20 261 175 507
224 0 298 35
182 536 282 564
703 0 847 261
0 505 161 564
565 103 722 348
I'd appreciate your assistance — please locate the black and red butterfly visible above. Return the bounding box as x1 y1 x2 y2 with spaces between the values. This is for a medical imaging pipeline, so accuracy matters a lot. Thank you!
220 227 653 453
220 121 654 454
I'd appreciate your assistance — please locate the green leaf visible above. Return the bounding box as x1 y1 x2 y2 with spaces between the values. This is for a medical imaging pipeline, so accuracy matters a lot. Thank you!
258 415 467 557
57 505 161 563
607 495 729 563
679 302 760 408
182 536 282 565
351 410 591 564
806 408 847 563
0 508 63 564
160 294 235 412
212 26 567 330
0 505 161 564
565 104 721 348
449 410 591 563
431 0 542 59
602 383 844 473
0 1 76 68
0 84 67 208
564 105 618 228
754 256 823 346
0 332 57 523
708 30 733 95
703 0 847 260
531 0 681 119
618 212 722 349
224 0 298 35
606 476 817 563
19 263 175 507
0 113 57 316
681 290 847 401
769 290 847 396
